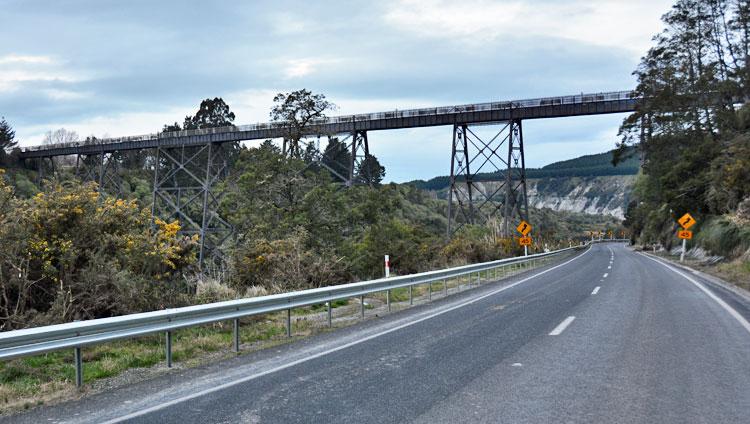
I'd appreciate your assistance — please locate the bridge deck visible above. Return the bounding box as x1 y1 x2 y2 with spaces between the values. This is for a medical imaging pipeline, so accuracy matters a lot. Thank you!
20 91 637 158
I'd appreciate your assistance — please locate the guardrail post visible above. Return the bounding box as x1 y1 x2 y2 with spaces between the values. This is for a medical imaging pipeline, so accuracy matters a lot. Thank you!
409 286 413 305
233 319 240 353
74 347 83 388
327 301 333 327
360 295 365 319
165 331 172 368
428 282 432 301
286 308 292 337
387 290 391 312
444 279 448 296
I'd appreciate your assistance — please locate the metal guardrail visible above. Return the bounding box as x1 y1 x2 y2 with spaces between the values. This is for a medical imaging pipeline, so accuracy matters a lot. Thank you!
20 91 636 154
0 242 614 387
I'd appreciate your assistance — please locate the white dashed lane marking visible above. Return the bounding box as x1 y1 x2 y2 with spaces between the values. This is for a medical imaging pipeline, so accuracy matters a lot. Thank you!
549 316 576 336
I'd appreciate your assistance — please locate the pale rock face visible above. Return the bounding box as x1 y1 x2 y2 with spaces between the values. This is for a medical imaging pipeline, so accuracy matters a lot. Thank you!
526 176 634 219
461 175 635 219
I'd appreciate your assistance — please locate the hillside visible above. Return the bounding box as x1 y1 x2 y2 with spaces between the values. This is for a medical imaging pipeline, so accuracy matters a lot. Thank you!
408 149 638 219
408 148 639 192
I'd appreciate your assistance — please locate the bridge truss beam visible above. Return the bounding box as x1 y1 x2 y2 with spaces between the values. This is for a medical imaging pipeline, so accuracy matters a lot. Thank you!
447 120 529 238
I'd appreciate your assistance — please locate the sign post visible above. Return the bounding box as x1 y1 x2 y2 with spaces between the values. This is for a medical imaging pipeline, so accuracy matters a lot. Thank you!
516 220 532 256
677 213 696 263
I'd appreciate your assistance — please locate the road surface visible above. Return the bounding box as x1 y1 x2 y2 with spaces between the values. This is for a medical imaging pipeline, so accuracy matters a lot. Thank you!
5 242 750 423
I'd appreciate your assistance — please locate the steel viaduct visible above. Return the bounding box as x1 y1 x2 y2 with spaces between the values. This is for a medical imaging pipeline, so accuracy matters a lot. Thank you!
19 90 638 266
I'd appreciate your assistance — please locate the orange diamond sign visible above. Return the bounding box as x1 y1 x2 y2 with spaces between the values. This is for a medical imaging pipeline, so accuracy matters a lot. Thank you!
516 220 532 236
678 213 696 229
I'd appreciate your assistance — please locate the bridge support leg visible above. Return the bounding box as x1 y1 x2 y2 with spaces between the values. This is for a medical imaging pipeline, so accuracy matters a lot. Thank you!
151 143 233 269
75 152 123 197
347 130 369 187
447 120 528 238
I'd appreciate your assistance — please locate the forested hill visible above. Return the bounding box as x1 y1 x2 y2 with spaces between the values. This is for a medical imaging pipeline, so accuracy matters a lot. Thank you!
408 148 639 191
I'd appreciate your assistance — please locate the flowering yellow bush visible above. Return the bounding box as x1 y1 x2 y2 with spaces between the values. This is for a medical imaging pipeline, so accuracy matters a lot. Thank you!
0 176 197 328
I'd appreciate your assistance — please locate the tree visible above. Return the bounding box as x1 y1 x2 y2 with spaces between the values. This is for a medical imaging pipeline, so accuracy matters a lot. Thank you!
162 122 182 133
270 89 335 157
183 98 236 130
0 117 16 152
43 128 79 145
321 137 351 180
612 0 750 248
356 155 386 186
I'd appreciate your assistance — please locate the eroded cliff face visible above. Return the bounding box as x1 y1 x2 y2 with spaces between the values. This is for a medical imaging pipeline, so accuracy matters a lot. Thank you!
451 175 634 219
525 175 634 219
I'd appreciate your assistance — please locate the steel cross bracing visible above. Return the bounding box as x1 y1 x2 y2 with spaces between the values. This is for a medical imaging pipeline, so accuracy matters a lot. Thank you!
19 91 637 159
74 152 124 197
151 143 233 267
447 120 528 238
298 130 372 186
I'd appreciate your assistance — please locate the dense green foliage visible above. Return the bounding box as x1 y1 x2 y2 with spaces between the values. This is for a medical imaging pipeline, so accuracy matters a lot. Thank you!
409 148 639 191
0 90 627 330
0 171 196 330
617 0 750 258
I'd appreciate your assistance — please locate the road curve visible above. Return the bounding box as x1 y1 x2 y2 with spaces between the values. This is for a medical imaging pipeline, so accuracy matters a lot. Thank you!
5 243 750 423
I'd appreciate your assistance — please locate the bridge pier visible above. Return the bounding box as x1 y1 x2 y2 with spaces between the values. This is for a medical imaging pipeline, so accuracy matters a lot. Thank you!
300 130 372 186
74 152 123 197
151 143 233 268
447 120 528 238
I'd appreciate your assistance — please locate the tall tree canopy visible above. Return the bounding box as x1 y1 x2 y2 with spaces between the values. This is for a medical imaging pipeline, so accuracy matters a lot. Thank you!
183 97 236 130
270 89 335 156
0 117 17 152
617 0 750 248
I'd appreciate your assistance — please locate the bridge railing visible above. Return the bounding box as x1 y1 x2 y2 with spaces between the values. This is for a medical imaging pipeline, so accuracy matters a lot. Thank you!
0 241 617 387
21 91 636 153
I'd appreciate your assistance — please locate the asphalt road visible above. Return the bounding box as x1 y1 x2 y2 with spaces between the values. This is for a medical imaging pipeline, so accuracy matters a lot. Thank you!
6 242 750 423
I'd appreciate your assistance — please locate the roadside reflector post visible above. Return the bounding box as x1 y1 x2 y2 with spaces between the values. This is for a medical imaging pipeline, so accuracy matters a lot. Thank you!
233 318 240 352
165 331 172 368
74 347 83 388
384 255 390 278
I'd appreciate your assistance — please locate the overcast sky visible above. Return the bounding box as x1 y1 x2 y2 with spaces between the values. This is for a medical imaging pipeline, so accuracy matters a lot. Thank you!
0 0 673 182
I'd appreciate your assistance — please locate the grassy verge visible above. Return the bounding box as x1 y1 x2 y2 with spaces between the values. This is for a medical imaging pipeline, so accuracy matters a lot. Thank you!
0 255 558 415
702 257 750 291
647 248 750 292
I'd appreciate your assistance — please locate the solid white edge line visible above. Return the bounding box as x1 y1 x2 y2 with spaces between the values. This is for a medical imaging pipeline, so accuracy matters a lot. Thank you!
640 253 750 335
101 247 594 423
591 286 600 295
549 316 576 335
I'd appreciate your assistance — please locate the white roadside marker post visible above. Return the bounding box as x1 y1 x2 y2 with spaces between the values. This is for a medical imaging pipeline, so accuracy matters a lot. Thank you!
680 238 686 263
384 255 390 278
